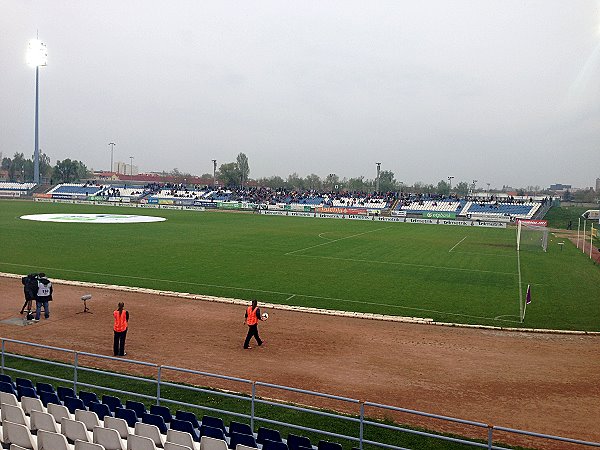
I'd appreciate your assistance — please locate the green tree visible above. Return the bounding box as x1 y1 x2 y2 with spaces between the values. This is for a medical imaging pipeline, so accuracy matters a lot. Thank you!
378 170 396 192
455 181 469 197
347 176 368 192
9 153 26 181
53 159 89 183
304 174 322 191
436 180 450 195
324 173 340 191
286 172 305 190
236 153 250 186
217 162 240 187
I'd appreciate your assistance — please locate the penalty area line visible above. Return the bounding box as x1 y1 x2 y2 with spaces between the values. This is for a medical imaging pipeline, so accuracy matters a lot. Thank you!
448 236 467 253
285 226 392 255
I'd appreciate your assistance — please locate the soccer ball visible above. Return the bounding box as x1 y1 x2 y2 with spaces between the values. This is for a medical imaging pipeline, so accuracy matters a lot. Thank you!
262 312 269 320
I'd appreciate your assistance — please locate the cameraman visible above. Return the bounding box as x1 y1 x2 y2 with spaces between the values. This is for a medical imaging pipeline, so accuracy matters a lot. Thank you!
20 273 39 317
34 273 53 321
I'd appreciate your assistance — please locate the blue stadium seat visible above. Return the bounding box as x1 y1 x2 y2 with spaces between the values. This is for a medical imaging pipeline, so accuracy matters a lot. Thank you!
175 410 200 429
229 431 258 449
102 394 122 413
125 400 147 419
201 415 227 436
0 381 17 396
17 385 37 400
78 391 100 407
0 374 13 385
36 382 55 395
170 418 200 442
287 434 312 450
229 421 253 436
257 427 282 444
262 440 289 450
89 401 112 419
64 396 86 414
200 424 227 441
15 378 34 389
40 390 61 407
57 386 76 402
115 407 139 428
150 404 172 424
142 413 167 434
318 440 342 450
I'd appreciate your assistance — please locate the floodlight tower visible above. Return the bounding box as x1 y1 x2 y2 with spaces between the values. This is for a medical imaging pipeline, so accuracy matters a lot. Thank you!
448 176 454 193
212 159 217 187
26 37 48 184
376 162 381 193
129 156 134 175
108 143 116 172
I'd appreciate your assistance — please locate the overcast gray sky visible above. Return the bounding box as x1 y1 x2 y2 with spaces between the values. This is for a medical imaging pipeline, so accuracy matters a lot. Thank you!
1 0 599 189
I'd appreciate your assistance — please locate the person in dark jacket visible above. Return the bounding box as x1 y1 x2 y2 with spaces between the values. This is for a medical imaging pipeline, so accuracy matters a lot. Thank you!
20 273 39 317
34 273 53 321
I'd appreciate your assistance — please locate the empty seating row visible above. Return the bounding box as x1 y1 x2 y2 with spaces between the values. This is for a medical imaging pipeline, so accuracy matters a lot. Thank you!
0 375 345 450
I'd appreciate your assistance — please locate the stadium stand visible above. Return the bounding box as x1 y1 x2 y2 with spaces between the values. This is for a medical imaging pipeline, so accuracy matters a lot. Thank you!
47 183 104 198
0 182 36 198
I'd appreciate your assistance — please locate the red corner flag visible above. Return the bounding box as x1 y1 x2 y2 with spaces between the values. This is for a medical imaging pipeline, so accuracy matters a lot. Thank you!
526 284 531 304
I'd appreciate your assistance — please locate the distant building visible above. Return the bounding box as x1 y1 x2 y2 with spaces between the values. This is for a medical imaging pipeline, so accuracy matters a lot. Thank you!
596 178 600 192
549 183 572 191
114 161 138 175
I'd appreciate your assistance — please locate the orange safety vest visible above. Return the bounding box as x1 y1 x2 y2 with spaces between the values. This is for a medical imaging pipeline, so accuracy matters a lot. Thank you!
113 310 128 332
246 306 258 326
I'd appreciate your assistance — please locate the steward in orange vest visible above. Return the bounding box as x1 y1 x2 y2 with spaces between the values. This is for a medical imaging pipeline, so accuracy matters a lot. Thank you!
243 300 263 349
113 302 129 356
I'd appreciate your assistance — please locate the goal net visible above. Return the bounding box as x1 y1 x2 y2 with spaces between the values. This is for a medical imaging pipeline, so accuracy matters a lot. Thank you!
516 221 548 252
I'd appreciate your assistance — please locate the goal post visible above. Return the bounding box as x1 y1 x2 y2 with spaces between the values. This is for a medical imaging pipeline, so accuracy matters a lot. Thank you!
517 220 548 253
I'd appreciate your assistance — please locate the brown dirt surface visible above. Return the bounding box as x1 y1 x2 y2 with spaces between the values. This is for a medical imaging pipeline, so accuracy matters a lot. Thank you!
0 276 598 449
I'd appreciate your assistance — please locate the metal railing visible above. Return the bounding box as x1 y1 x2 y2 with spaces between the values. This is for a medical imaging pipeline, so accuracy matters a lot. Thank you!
1 338 598 450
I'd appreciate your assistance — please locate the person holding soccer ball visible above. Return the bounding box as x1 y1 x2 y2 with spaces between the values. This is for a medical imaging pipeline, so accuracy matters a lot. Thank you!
243 299 265 349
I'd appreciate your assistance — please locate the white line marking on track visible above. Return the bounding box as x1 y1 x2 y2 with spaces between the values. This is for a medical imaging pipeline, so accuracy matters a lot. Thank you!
285 226 392 255
448 236 467 253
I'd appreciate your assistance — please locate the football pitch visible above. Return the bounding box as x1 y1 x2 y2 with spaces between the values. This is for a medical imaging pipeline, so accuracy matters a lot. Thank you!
1 199 598 331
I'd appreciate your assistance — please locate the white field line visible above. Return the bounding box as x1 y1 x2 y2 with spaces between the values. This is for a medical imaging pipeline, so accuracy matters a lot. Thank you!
289 254 517 276
448 236 467 253
1 271 596 335
285 226 392 255
317 233 332 240
450 251 515 258
0 263 510 318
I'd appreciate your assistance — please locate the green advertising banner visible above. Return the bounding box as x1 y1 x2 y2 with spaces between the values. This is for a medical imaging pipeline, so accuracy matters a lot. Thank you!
423 211 456 219
217 202 242 209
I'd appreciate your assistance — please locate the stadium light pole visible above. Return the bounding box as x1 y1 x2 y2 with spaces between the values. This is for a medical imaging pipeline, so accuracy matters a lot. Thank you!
26 37 48 184
212 159 217 187
472 179 477 197
448 176 454 193
108 143 116 173
129 156 134 175
376 162 381 193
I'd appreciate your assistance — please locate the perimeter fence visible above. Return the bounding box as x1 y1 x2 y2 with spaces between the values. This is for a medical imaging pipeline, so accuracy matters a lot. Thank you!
1 338 598 450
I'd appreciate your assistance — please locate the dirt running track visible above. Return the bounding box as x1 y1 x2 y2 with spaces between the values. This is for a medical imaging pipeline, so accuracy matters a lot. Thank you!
0 277 598 450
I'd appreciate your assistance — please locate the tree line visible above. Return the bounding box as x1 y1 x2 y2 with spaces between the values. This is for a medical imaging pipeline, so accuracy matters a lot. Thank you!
1 152 89 184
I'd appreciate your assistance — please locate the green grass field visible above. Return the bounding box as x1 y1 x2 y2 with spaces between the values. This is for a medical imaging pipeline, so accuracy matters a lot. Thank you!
1 199 598 331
